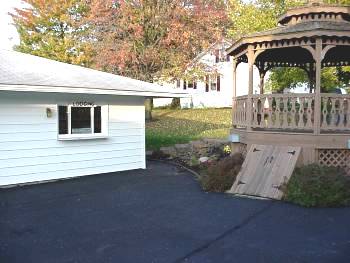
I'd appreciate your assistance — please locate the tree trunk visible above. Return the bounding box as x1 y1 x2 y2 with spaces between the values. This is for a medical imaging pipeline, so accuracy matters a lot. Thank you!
145 98 153 121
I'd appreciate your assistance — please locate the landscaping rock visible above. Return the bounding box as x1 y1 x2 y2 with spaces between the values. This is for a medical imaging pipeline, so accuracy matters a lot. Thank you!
155 139 232 166
160 146 176 157
199 157 209 163
175 144 191 150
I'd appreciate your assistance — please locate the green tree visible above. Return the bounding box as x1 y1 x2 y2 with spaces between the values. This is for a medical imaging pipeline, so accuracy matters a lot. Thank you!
11 0 93 66
228 0 303 39
265 68 309 92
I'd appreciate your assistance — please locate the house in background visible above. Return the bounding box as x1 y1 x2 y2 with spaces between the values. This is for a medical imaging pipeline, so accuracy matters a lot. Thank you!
154 39 260 108
0 50 187 187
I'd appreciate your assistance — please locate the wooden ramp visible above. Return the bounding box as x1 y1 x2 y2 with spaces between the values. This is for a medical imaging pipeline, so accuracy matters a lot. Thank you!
229 144 301 200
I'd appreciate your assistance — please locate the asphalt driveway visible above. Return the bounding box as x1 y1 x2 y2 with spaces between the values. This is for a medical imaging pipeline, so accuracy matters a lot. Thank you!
1 161 350 263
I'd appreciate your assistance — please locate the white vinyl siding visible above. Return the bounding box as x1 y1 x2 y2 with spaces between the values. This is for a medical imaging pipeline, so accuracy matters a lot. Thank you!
0 92 146 186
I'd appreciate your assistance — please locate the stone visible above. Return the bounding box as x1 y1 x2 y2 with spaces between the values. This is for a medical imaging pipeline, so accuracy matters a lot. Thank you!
175 144 191 150
160 146 176 156
199 157 209 163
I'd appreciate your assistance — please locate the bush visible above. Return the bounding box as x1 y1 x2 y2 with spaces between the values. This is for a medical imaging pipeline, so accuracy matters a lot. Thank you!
150 150 170 160
170 98 181 109
200 153 244 192
284 164 350 207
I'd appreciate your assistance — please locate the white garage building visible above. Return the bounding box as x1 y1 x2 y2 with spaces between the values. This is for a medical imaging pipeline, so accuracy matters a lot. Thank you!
0 50 187 187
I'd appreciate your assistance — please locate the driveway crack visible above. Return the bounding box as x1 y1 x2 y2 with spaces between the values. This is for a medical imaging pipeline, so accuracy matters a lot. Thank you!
173 200 276 263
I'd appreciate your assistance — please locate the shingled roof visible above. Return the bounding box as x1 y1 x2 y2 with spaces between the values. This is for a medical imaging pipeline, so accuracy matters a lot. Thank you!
227 1 350 57
247 20 350 38
0 50 189 98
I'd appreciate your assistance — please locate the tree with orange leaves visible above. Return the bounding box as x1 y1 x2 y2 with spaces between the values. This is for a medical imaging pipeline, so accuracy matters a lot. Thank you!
11 0 93 66
88 0 230 119
88 0 230 82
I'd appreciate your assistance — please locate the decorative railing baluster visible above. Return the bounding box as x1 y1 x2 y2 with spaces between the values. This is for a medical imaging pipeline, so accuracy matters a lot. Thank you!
291 97 297 128
232 93 350 132
319 94 350 132
339 99 345 129
306 97 313 128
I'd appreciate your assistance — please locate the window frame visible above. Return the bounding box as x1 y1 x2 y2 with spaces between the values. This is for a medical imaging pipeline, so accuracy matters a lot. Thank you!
209 75 221 92
187 81 197 89
57 104 109 141
210 77 217 91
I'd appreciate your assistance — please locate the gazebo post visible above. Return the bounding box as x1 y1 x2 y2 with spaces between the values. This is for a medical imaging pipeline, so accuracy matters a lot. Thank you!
314 38 322 135
232 59 237 128
247 45 255 131
232 59 237 99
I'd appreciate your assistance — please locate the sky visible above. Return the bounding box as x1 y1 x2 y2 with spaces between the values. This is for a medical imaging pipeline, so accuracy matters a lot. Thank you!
0 0 25 50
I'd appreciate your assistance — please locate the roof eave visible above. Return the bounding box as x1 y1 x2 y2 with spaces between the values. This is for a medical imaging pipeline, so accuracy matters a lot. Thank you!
278 5 350 24
0 84 190 98
227 29 350 56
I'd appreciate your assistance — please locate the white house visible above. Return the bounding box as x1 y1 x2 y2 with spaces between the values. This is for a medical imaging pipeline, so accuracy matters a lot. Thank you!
0 50 188 187
154 40 261 108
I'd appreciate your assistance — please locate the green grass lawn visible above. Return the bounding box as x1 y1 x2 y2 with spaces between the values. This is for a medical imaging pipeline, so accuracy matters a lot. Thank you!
146 108 232 150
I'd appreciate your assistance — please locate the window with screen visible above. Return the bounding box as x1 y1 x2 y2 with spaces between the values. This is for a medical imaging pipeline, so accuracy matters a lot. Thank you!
71 107 92 134
58 105 107 139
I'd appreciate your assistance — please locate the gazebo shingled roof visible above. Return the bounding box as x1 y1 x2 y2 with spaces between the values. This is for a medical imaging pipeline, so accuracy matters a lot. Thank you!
227 0 350 71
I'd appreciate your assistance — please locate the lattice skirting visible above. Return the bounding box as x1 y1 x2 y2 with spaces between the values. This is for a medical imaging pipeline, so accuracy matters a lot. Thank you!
318 149 350 174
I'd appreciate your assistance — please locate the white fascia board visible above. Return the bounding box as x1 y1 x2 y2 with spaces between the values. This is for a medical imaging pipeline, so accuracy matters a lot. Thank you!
0 84 190 98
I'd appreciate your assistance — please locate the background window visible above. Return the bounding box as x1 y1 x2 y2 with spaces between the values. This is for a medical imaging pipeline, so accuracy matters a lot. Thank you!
205 75 209 92
185 81 197 89
217 75 221 92
210 76 221 91
211 78 217 90
215 49 219 63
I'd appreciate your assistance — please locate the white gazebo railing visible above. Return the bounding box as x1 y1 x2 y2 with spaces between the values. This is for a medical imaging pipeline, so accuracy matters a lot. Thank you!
232 95 247 127
233 93 350 133
321 94 350 131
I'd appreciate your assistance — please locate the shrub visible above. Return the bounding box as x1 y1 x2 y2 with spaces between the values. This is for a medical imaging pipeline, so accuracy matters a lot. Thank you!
170 98 181 109
200 153 244 192
284 164 350 207
150 150 170 160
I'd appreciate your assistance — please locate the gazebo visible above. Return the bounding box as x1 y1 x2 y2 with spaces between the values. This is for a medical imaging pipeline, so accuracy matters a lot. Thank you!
227 0 350 168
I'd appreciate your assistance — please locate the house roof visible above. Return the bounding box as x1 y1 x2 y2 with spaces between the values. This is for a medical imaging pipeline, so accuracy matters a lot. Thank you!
190 39 233 66
0 50 189 98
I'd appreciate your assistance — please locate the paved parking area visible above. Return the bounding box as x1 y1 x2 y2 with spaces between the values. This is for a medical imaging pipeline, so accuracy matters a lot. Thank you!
1 161 350 263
